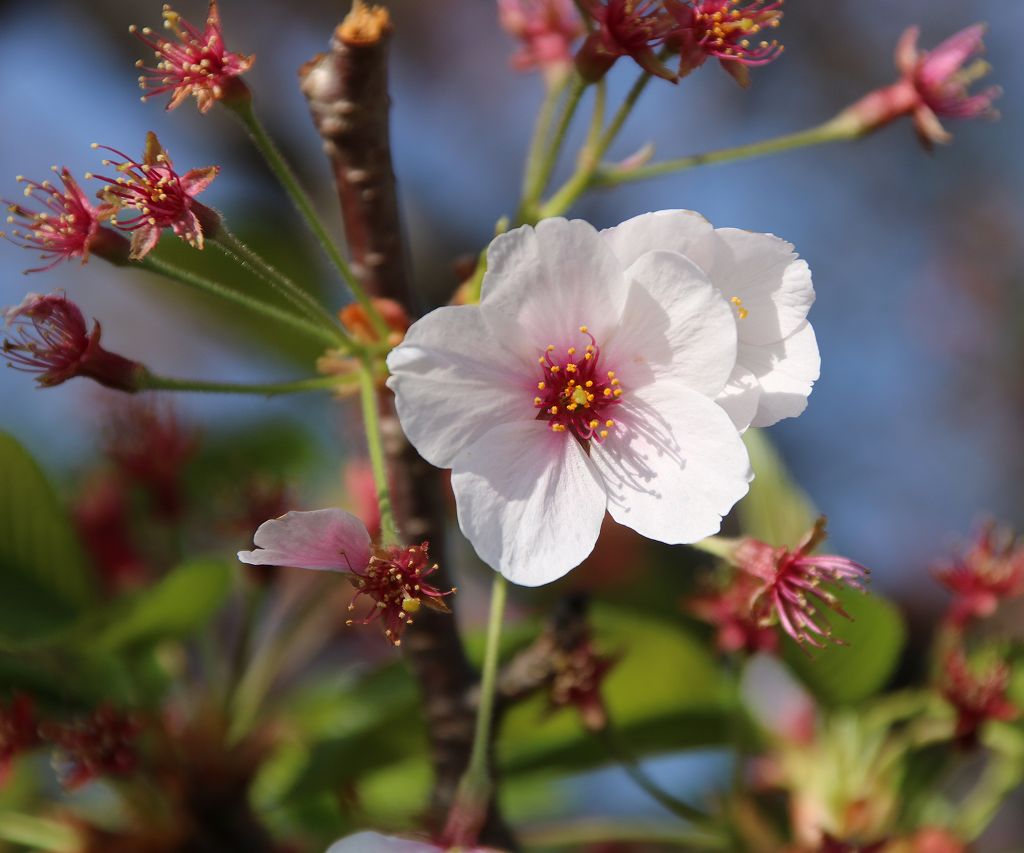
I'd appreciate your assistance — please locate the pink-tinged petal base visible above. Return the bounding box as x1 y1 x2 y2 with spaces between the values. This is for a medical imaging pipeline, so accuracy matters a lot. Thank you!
237 508 371 571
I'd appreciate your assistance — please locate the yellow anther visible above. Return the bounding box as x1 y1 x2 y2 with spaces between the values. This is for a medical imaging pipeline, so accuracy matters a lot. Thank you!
550 365 560 373
534 396 543 406
611 378 620 386
549 406 558 415
589 419 600 429
567 347 576 355
584 353 593 360
730 295 749 320
585 380 594 387
613 389 623 397
607 370 616 378
546 344 556 352
604 388 612 397
537 381 546 390
565 363 577 373
605 420 615 428
600 430 609 439
551 424 567 433
579 325 588 333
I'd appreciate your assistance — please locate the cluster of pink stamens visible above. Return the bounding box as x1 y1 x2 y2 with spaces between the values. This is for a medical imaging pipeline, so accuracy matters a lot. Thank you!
346 543 453 646
689 0 783 65
1 168 109 272
89 133 218 259
533 326 623 443
131 1 254 113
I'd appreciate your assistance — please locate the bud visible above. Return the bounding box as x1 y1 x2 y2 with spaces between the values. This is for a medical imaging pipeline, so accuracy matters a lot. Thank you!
131 0 254 114
2 293 144 391
836 24 1000 149
90 132 220 260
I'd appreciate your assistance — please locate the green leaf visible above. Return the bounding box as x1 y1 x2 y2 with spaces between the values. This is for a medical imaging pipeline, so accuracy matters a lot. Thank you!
0 433 94 647
91 559 233 653
499 603 741 776
738 429 817 546
782 588 906 706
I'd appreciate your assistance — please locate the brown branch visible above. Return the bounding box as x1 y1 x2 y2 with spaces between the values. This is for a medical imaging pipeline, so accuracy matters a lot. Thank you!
300 6 515 848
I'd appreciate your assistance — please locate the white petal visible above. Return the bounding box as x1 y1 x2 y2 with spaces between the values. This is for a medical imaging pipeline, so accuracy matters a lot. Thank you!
481 218 630 351
600 209 713 270
715 365 761 432
451 420 606 586
741 321 820 428
605 250 736 398
237 509 371 571
326 832 440 853
691 228 814 347
590 380 752 544
387 305 533 469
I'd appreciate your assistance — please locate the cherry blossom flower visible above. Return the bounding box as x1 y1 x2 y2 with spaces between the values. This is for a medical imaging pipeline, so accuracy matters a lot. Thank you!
575 0 677 82
939 648 1017 745
90 132 219 260
327 832 495 852
735 518 868 648
237 509 453 645
387 216 754 585
2 293 142 391
839 24 1000 149
2 168 121 272
933 523 1024 627
600 209 818 430
132 1 254 113
667 0 784 86
498 0 584 84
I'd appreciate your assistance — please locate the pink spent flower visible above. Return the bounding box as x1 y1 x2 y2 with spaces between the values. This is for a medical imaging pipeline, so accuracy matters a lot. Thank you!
131 1 254 113
736 518 869 648
688 571 779 654
549 638 617 732
498 0 584 84
839 24 1000 149
2 293 143 391
238 509 453 646
940 648 1018 745
2 168 120 272
575 0 677 82
667 0 784 86
40 706 141 791
933 523 1024 628
90 132 219 260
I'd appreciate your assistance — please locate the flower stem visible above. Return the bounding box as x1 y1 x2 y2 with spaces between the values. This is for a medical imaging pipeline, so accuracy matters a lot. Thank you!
136 254 342 348
520 74 588 223
135 372 351 396
357 360 398 546
228 99 391 341
590 115 859 189
519 74 573 218
539 69 652 218
595 726 714 827
211 229 346 340
445 572 509 845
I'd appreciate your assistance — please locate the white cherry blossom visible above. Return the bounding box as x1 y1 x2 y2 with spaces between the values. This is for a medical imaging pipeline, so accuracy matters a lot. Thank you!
600 209 819 429
387 216 755 586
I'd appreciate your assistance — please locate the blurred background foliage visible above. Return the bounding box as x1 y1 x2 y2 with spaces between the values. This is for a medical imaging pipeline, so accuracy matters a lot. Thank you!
0 0 1022 850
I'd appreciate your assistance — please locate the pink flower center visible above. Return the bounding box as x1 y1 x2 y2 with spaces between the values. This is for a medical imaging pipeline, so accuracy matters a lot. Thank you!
533 325 623 443
695 0 783 64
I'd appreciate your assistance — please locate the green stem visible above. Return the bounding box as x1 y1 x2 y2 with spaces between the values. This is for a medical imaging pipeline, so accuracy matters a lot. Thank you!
445 573 509 844
596 727 714 827
357 360 398 546
211 229 346 340
520 819 726 850
591 115 860 188
520 75 571 214
521 74 587 222
136 254 341 348
539 69 653 218
137 372 351 396
228 100 390 340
